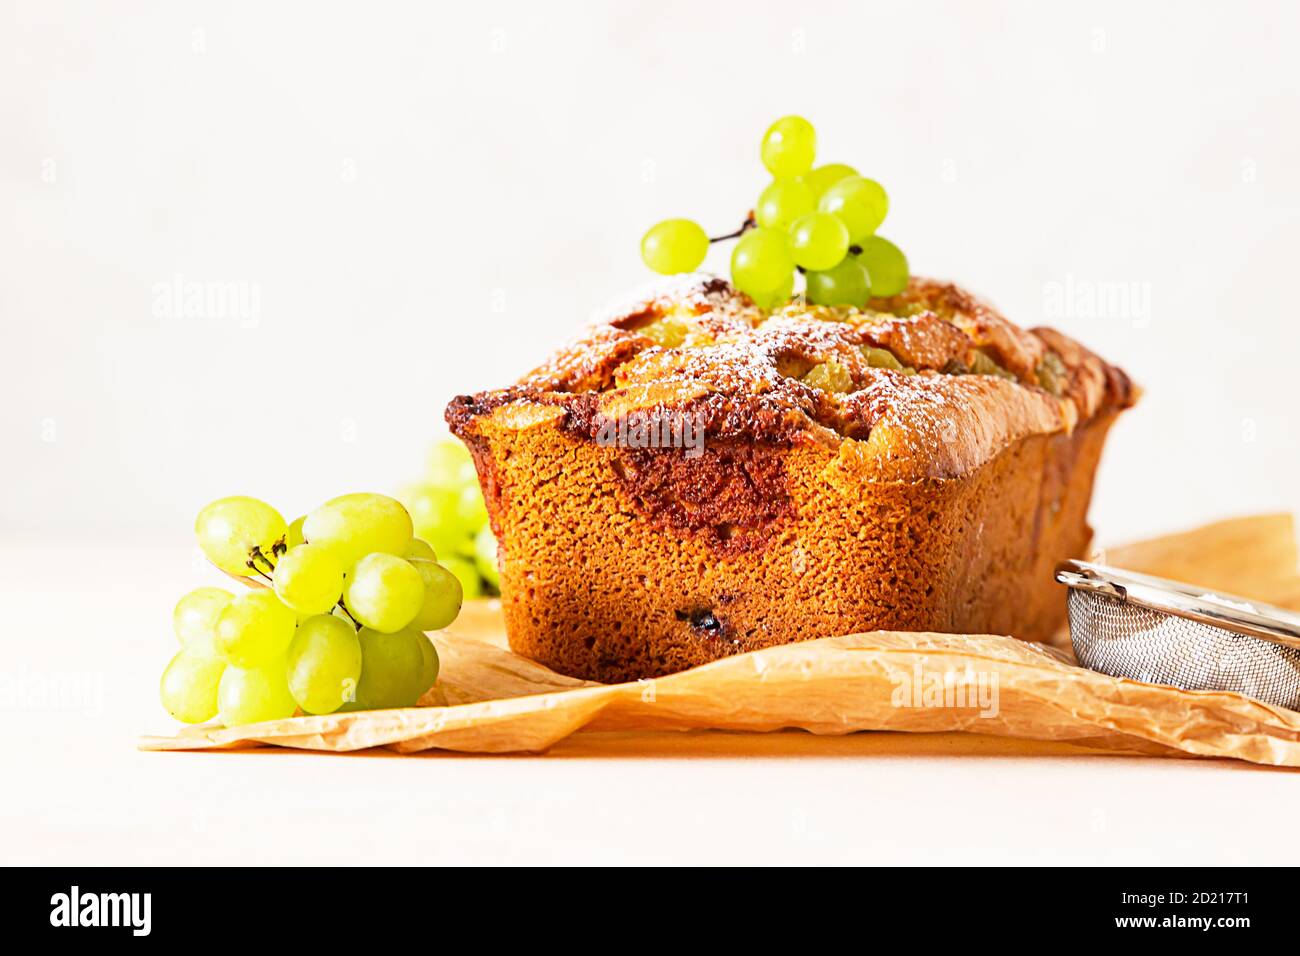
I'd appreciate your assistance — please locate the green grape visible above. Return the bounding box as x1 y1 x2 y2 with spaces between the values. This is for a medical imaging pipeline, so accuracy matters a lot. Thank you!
217 661 297 726
401 482 473 555
285 614 363 714
160 648 226 723
214 590 297 667
404 537 437 561
408 559 464 631
302 493 413 571
473 525 500 590
273 543 344 616
427 438 477 488
806 255 872 308
172 587 233 653
755 179 815 231
285 515 307 549
455 483 489 535
641 219 709 275
343 553 425 633
194 496 287 576
761 115 816 178
818 176 888 243
349 627 426 709
803 163 858 199
748 275 795 311
856 235 910 297
731 227 795 304
439 555 483 600
415 631 440 695
788 212 850 271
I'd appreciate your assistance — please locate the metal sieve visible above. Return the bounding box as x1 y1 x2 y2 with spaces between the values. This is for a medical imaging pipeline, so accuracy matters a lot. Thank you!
1055 560 1300 710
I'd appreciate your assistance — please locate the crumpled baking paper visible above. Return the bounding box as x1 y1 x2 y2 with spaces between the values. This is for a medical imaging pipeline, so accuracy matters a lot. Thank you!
139 513 1300 766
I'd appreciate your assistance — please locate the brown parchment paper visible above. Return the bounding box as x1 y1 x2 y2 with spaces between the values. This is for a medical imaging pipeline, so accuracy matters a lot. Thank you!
139 514 1300 766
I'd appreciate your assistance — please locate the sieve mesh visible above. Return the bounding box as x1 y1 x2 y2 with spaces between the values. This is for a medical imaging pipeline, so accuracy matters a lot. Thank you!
1066 588 1300 709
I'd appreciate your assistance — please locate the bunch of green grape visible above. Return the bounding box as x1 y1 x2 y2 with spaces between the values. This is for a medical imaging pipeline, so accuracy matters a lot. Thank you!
640 115 909 310
160 491 462 727
398 438 499 597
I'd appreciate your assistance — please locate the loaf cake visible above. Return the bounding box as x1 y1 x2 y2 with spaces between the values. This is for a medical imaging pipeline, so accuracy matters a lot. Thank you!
447 276 1136 682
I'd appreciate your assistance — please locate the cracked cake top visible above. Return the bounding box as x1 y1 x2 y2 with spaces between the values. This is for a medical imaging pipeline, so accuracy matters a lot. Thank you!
447 275 1136 481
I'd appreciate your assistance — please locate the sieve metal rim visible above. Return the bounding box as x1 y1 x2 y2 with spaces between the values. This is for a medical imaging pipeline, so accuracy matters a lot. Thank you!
1054 560 1300 652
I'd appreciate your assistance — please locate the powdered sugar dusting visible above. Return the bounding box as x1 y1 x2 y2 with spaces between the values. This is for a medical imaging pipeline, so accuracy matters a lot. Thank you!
508 275 1133 454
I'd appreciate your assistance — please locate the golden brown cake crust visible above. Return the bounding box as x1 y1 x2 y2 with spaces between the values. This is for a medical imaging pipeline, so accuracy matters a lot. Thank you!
448 276 1137 682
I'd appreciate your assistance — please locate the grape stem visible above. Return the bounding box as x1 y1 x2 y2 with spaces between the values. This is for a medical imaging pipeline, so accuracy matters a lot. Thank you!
335 600 362 629
247 564 275 585
243 543 361 629
709 214 756 244
246 545 277 578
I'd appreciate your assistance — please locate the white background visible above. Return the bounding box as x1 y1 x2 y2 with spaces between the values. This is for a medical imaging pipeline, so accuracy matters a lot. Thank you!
5 0 1300 543
4 0 1300 866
